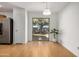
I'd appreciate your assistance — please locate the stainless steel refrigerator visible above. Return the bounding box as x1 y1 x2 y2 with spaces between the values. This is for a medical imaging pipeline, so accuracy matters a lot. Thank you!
0 18 13 44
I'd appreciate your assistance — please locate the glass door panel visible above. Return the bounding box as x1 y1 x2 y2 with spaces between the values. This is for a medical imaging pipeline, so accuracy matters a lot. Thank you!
32 18 50 41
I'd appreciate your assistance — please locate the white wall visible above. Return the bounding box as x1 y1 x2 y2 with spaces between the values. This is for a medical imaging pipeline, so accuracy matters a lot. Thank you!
59 2 79 56
0 11 13 18
13 8 25 43
28 11 58 41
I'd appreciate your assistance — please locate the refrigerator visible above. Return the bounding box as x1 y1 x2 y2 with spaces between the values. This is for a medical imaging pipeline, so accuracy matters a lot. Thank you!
0 18 13 44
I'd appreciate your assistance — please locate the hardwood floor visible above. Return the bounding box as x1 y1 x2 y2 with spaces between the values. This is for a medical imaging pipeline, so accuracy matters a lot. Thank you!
0 41 76 57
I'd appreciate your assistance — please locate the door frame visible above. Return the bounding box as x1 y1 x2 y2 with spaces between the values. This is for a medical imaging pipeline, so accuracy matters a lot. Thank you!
32 17 50 41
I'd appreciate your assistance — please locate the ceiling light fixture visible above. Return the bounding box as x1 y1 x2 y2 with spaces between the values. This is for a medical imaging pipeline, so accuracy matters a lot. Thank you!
43 2 51 15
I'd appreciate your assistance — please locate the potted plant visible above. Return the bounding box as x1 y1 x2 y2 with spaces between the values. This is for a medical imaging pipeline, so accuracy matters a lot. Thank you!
50 28 59 42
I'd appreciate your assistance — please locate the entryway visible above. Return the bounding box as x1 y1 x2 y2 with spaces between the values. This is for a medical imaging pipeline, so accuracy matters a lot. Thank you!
32 18 50 41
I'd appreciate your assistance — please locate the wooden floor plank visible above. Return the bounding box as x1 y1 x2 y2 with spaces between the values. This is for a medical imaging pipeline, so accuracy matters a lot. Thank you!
0 41 76 57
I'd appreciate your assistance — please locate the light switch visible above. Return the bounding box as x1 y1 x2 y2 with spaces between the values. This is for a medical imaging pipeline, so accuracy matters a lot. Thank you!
16 29 18 32
77 47 79 50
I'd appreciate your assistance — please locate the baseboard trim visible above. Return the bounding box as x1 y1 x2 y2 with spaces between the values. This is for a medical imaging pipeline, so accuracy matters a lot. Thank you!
15 43 25 45
58 41 76 57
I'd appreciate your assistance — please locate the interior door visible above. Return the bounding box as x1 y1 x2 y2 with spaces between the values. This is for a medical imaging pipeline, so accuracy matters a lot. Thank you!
32 18 50 41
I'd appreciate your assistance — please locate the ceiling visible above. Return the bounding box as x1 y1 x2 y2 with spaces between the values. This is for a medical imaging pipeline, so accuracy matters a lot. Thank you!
0 2 69 12
0 2 15 12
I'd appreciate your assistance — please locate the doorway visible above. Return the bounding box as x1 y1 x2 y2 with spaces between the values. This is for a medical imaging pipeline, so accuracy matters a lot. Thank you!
32 18 50 41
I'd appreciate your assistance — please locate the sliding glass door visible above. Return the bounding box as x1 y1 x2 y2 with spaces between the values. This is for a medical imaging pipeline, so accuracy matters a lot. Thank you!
32 18 50 41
